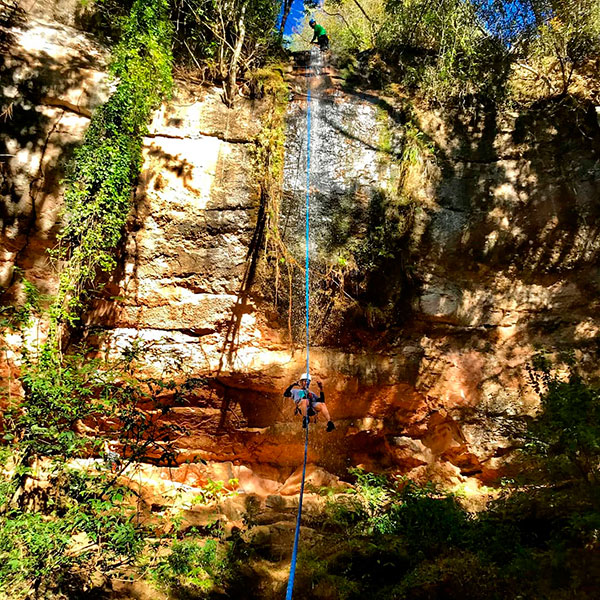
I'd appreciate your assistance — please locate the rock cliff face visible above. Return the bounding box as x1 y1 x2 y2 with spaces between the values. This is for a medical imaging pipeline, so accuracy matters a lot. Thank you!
2 7 600 496
0 4 109 294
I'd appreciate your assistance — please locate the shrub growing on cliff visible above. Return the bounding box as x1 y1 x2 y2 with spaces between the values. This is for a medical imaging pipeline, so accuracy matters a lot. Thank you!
526 353 600 494
326 469 467 546
53 0 173 330
0 469 146 598
379 0 511 102
2 342 188 491
152 537 235 597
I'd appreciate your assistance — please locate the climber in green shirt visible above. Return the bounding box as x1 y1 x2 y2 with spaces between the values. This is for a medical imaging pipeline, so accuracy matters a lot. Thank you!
309 19 329 51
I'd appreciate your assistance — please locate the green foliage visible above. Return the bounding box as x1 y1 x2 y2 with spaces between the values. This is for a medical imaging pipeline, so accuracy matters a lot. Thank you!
251 65 289 184
0 336 203 598
526 354 600 476
379 0 511 103
301 0 600 105
53 0 173 328
0 269 44 331
170 0 284 101
326 469 466 543
0 510 75 597
11 343 187 463
392 480 468 554
511 0 600 97
192 478 239 504
311 468 600 599
152 537 234 597
0 466 146 598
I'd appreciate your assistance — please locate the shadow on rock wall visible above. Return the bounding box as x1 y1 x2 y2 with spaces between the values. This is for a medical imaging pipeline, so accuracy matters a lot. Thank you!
0 10 109 296
414 98 600 337
306 91 600 347
77 61 600 485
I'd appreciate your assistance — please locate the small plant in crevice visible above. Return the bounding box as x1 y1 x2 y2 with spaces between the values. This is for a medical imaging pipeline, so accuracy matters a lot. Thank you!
192 477 239 505
0 269 45 332
151 537 235 597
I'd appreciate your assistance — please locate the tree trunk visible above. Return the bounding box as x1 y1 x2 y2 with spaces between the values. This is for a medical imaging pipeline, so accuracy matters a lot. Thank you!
351 0 373 23
351 0 377 45
279 0 294 35
224 3 247 107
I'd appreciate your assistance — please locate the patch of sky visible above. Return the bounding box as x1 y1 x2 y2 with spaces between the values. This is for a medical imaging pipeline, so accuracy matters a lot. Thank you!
277 0 322 38
476 1 546 45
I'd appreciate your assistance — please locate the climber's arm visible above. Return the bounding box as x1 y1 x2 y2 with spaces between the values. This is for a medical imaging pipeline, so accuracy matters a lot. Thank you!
317 381 325 402
284 382 298 398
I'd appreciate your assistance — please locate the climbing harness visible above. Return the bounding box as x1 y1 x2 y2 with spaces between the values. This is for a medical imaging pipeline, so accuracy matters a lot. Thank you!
285 48 314 600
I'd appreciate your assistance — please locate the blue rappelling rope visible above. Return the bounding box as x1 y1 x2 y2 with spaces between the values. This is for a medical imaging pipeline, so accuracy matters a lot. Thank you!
305 85 311 377
285 52 313 600
286 419 309 600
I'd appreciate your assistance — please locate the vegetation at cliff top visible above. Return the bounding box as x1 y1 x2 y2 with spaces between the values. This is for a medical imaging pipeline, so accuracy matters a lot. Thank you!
294 0 600 105
81 0 600 107
170 0 285 104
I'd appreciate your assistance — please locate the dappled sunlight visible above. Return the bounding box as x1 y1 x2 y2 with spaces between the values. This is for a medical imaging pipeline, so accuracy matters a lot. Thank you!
0 0 599 596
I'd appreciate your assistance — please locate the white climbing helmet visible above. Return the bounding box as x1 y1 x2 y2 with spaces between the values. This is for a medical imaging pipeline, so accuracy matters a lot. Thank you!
299 372 311 382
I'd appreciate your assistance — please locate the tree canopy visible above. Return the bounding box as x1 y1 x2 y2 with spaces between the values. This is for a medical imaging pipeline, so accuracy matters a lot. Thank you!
292 0 600 103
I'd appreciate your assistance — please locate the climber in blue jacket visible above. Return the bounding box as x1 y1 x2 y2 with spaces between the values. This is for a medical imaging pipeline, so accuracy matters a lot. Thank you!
284 373 335 431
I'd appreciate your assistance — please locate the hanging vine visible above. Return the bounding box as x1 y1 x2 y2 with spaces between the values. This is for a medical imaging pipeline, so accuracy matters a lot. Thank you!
50 0 173 338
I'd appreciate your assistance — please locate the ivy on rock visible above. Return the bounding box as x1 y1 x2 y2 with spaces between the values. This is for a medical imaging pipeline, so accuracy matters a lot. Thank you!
53 0 173 331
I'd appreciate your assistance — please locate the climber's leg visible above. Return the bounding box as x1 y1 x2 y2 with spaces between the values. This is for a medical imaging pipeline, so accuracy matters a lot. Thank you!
297 398 309 417
314 403 335 431
314 402 331 421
